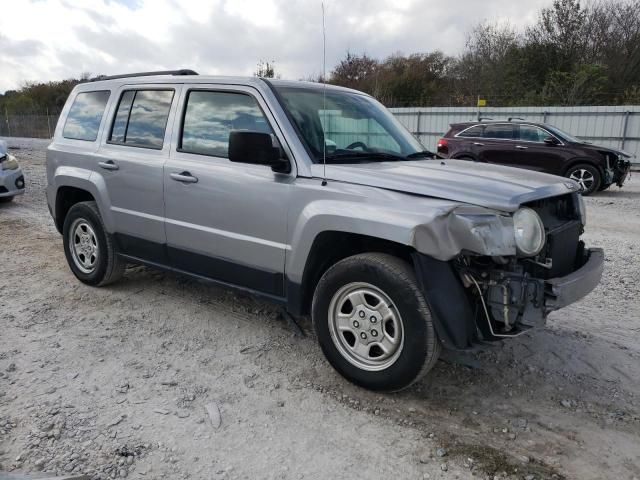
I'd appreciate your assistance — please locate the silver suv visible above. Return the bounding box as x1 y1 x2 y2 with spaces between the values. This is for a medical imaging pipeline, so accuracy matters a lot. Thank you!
46 70 604 391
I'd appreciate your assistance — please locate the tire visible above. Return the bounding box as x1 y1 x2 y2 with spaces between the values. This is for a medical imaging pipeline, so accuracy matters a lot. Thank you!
598 183 611 192
0 196 14 203
62 201 125 286
566 163 601 196
312 253 440 392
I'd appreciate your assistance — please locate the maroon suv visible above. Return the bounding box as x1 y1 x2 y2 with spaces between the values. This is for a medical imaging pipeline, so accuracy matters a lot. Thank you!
437 121 632 195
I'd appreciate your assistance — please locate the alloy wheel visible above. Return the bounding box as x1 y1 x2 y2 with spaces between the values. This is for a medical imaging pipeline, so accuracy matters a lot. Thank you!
69 219 99 274
327 282 404 371
569 168 595 192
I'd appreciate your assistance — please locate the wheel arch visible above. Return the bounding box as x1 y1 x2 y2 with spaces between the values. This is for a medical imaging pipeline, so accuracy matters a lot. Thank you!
55 186 95 233
562 158 604 178
287 231 415 317
452 152 478 161
53 171 113 234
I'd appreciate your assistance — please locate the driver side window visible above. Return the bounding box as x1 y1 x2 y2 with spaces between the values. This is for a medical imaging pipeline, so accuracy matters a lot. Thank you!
519 125 549 142
180 90 273 158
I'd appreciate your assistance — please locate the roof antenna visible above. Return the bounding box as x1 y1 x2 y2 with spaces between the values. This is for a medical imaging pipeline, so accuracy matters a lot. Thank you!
321 2 328 187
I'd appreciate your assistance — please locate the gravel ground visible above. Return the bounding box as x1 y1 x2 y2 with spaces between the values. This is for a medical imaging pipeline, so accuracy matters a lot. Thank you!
1 137 639 480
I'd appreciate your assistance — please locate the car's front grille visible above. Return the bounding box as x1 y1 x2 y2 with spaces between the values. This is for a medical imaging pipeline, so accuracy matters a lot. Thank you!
0 186 8 194
524 193 583 279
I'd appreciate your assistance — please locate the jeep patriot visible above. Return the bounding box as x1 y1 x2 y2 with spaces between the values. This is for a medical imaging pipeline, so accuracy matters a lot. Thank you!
46 70 604 391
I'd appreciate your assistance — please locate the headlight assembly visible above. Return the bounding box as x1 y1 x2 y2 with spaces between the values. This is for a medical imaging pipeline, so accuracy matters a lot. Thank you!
577 194 587 226
513 207 545 256
2 154 19 170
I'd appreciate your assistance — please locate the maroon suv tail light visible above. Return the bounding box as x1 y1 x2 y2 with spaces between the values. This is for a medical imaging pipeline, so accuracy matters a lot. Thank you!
437 138 448 155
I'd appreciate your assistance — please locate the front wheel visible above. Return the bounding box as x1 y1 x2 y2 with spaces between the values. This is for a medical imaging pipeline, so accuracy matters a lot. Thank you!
566 164 601 195
312 253 440 392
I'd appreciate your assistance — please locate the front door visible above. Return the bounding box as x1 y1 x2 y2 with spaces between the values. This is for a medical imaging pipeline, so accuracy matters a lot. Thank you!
96 85 179 262
511 124 567 174
163 86 292 297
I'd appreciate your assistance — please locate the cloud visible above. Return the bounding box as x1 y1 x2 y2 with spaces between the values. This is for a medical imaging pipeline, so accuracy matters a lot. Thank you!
0 0 550 93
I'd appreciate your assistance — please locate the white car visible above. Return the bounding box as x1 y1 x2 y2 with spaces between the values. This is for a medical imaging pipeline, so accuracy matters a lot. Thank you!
0 139 25 202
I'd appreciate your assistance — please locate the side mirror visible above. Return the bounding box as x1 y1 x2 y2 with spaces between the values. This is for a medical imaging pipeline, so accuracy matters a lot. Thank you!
228 131 290 173
544 136 559 145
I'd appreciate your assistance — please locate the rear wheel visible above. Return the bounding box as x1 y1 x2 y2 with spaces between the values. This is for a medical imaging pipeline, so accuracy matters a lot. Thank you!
566 164 601 195
63 201 125 286
312 253 440 392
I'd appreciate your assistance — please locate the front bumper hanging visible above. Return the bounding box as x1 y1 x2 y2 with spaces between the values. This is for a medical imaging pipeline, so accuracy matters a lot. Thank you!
413 248 604 350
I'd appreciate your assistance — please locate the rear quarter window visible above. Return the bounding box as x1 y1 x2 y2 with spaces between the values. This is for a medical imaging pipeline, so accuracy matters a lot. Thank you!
457 125 483 137
62 91 111 141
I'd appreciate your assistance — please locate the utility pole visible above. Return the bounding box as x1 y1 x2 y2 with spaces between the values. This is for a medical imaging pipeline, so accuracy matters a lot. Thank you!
46 107 52 138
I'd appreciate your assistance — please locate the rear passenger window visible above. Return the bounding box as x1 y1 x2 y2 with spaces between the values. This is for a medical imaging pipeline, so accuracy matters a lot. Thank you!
63 91 110 141
483 124 514 139
109 90 174 149
180 91 273 158
458 125 483 138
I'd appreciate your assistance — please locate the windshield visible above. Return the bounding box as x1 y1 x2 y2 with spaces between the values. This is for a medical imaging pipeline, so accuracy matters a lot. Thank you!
273 85 426 163
544 125 583 143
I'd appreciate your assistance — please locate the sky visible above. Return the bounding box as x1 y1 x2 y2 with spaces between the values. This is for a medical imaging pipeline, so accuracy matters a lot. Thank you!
0 0 551 93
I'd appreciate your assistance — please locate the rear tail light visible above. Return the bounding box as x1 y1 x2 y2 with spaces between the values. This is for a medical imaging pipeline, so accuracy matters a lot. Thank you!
437 138 448 154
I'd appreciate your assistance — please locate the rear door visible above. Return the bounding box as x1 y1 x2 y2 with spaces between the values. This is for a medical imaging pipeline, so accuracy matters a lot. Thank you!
163 85 292 297
477 123 517 165
96 85 180 262
451 124 485 159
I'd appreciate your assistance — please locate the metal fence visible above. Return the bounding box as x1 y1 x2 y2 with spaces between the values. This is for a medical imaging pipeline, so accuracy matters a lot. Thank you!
389 105 640 163
0 111 60 139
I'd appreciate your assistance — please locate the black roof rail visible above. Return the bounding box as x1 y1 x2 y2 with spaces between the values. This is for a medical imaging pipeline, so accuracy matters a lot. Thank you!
87 69 198 82
508 117 525 122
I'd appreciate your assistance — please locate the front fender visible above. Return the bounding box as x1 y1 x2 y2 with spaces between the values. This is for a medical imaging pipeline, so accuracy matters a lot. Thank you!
286 198 425 283
285 187 516 284
413 205 516 260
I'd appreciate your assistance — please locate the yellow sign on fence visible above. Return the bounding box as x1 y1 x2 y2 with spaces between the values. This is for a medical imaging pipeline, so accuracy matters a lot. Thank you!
477 98 487 107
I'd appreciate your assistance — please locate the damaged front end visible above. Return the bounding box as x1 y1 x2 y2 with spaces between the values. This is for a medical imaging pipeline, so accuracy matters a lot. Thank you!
602 150 632 188
413 192 604 350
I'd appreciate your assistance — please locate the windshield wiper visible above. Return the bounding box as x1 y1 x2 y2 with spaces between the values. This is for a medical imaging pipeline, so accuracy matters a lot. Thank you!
405 150 436 159
324 151 406 163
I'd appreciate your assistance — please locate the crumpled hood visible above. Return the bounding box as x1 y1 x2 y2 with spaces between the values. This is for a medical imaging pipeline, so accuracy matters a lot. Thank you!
322 159 579 212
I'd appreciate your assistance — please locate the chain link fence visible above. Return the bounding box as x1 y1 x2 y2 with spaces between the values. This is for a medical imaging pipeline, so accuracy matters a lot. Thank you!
0 110 60 139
